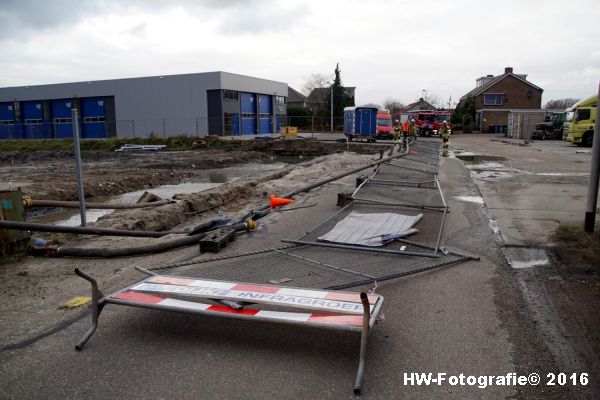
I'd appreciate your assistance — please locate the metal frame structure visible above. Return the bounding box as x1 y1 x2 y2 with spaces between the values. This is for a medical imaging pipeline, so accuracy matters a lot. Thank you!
283 139 450 258
74 268 384 395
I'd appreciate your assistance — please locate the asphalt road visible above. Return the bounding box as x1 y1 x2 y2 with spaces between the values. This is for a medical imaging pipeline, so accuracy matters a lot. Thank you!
1 136 592 399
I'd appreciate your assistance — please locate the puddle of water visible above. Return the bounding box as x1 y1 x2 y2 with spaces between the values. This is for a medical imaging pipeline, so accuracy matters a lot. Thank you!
455 154 507 164
501 247 549 270
536 172 589 177
470 170 516 179
36 162 286 226
453 196 485 205
510 259 549 269
466 162 506 171
55 209 114 227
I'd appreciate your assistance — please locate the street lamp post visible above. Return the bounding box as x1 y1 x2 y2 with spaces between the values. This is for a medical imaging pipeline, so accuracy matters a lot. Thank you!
330 83 334 133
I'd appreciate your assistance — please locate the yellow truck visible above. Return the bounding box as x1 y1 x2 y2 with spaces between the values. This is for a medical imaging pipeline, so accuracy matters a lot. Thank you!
563 94 597 146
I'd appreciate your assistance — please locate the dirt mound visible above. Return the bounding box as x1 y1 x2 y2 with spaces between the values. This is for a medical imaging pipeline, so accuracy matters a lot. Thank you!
93 152 375 232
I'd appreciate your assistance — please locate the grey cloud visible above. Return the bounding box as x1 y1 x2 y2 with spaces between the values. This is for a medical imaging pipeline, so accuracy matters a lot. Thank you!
0 0 253 38
215 2 310 34
0 0 96 35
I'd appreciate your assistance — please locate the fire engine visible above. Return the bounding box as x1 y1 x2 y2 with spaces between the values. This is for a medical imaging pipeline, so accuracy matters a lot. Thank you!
401 110 452 136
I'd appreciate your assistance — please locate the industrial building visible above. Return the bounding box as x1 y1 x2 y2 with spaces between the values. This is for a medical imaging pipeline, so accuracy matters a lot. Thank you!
0 72 288 139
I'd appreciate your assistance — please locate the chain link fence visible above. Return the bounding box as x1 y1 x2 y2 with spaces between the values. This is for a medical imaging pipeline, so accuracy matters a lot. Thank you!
0 116 350 140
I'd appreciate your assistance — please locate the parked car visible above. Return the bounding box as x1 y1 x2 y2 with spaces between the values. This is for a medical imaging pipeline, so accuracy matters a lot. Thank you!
531 112 566 140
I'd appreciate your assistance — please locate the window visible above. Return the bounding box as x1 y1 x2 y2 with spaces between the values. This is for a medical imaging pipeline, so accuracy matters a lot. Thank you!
565 111 574 122
241 113 255 118
223 90 238 101
24 119 43 124
83 116 106 122
576 109 590 122
259 113 270 119
53 118 72 124
276 96 286 105
483 94 503 106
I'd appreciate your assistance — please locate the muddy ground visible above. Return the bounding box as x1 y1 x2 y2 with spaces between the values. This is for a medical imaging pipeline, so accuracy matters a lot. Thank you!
0 140 384 347
0 140 371 201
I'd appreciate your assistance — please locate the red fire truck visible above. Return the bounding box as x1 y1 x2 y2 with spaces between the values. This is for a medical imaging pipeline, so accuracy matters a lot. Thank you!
403 110 452 136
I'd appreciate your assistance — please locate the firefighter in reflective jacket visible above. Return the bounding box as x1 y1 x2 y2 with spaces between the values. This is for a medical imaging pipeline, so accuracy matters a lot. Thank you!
439 120 451 153
393 119 402 141
409 119 419 140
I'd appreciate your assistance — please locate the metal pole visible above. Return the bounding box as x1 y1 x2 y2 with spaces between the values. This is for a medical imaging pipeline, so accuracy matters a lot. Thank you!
330 84 333 133
353 292 370 395
74 268 104 351
71 108 86 227
584 82 600 232
311 115 314 139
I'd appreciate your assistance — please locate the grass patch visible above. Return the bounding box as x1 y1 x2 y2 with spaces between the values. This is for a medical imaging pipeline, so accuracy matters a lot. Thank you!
551 224 600 274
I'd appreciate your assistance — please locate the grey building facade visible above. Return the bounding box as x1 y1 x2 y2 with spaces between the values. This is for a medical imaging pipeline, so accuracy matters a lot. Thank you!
0 71 288 139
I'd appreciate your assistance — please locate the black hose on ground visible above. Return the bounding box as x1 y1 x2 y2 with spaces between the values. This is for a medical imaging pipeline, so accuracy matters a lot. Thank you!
55 234 204 258
0 220 185 238
53 221 251 258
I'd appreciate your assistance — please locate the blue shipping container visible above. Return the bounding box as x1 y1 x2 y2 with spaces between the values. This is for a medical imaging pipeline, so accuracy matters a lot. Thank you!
344 107 378 139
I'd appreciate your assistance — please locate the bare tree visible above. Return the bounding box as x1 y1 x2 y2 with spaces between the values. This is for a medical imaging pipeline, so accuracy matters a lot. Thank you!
382 98 405 115
301 73 333 96
423 93 442 109
544 98 580 110
361 103 381 110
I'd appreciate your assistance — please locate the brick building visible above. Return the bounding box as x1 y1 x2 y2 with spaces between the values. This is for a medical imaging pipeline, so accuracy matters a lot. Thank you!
458 67 543 133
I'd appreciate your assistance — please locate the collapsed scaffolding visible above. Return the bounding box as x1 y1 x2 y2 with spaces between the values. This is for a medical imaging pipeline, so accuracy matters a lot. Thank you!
156 138 478 290
74 137 480 395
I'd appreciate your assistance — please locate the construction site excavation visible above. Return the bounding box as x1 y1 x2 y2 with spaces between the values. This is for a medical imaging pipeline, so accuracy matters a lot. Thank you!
1 48 599 399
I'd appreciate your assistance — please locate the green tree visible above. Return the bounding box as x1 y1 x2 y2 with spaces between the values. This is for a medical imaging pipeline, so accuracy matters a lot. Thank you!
452 95 476 131
325 63 347 126
287 106 312 128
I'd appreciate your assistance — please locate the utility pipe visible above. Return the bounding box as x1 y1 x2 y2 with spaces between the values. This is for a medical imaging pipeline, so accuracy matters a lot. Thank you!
29 199 173 209
0 220 179 238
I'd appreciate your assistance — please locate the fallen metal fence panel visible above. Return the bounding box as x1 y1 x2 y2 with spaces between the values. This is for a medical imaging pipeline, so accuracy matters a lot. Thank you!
74 268 383 395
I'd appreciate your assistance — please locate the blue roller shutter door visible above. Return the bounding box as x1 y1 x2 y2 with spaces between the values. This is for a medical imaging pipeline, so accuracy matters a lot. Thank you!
51 99 74 139
0 102 17 139
23 101 49 139
82 97 106 138
258 94 272 134
233 114 240 135
240 93 256 135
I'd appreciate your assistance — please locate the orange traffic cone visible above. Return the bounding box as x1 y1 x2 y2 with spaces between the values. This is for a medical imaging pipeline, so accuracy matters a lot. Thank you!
270 194 294 209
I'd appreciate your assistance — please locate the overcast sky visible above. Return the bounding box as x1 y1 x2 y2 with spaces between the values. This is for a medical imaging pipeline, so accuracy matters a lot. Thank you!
1 0 598 107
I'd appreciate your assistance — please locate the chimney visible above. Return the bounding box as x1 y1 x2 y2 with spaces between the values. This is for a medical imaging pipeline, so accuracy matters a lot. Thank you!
505 67 513 74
